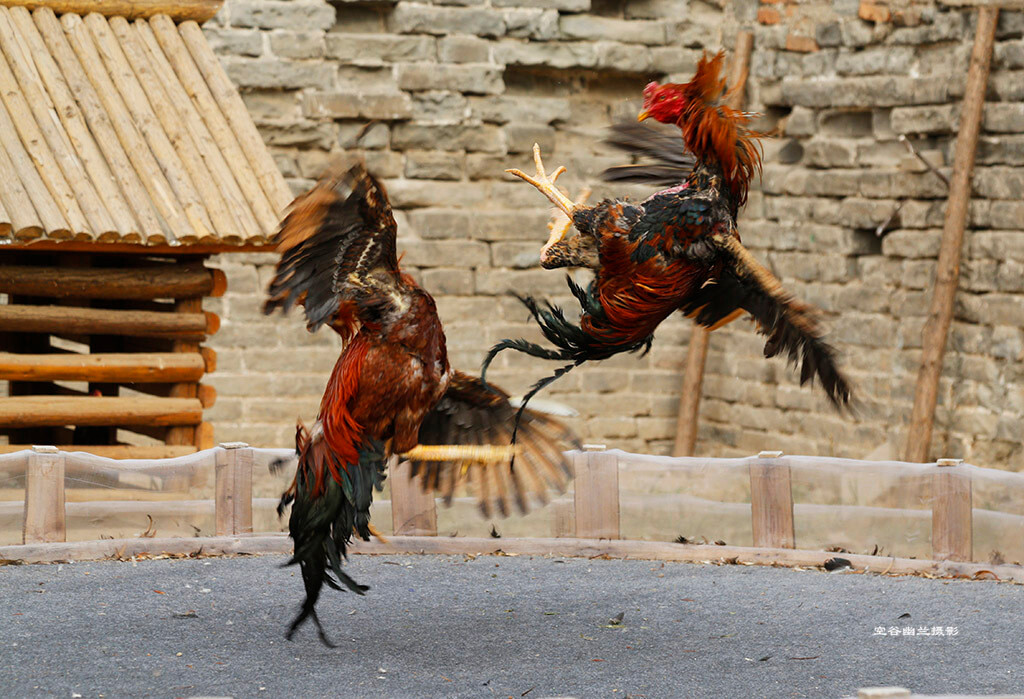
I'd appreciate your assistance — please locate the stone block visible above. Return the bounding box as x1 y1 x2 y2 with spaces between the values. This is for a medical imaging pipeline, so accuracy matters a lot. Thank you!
410 91 469 121
422 269 476 295
974 167 1024 199
594 41 653 72
404 150 465 180
780 75 955 108
204 27 263 57
881 229 941 259
303 92 413 120
229 1 335 31
469 96 571 125
325 34 436 64
406 208 473 239
503 8 559 40
391 122 506 152
438 35 491 63
385 179 489 208
491 0 589 10
650 46 700 74
559 15 670 45
223 57 335 90
390 4 507 38
268 30 325 59
493 39 598 68
337 122 389 149
397 63 504 95
505 124 555 153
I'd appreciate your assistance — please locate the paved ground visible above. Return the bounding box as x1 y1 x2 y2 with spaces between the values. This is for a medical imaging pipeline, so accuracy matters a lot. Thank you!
1 553 1022 698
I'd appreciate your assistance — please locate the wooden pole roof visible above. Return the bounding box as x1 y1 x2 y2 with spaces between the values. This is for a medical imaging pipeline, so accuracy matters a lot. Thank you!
0 0 289 251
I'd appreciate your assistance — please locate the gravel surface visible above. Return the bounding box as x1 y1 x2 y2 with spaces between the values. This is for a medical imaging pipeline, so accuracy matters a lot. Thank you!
1 553 1022 698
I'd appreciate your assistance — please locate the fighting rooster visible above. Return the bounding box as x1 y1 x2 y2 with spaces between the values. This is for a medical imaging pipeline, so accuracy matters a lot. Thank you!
264 163 575 645
489 52 852 411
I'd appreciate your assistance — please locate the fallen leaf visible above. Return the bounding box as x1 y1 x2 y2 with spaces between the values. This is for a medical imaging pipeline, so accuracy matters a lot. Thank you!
788 656 819 661
153 590 165 595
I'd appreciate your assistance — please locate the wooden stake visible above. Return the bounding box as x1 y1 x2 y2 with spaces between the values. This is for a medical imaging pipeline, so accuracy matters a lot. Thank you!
215 443 253 536
0 304 213 338
390 457 438 536
931 458 973 562
749 451 795 549
0 351 205 383
0 263 223 298
904 7 998 463
23 446 65 544
573 449 619 539
672 29 753 457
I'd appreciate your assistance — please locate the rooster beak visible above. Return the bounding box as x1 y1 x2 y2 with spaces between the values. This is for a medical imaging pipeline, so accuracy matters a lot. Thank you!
637 110 650 122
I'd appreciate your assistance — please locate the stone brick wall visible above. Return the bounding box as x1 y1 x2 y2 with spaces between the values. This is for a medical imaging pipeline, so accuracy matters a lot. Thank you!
202 0 1024 470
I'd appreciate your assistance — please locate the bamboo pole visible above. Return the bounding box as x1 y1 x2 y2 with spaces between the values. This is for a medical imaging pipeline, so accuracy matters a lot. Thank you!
0 6 114 238
215 443 253 536
0 0 224 23
0 117 42 237
391 456 438 536
904 7 998 463
0 77 68 235
178 20 293 214
111 16 240 243
573 448 619 539
149 15 280 233
0 395 202 427
22 446 65 544
0 304 214 338
61 11 191 244
84 13 213 243
33 7 160 242
0 263 224 298
749 451 795 549
11 6 136 238
672 29 753 457
0 351 206 382
931 459 973 562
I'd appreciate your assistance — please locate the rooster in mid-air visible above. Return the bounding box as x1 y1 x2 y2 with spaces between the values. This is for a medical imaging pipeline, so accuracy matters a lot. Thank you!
264 164 576 645
488 52 852 412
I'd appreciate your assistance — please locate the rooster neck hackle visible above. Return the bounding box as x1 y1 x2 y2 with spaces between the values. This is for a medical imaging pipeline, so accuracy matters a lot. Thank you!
667 52 762 209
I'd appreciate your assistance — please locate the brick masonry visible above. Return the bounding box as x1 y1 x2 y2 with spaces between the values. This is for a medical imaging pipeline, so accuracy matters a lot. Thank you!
202 0 1024 470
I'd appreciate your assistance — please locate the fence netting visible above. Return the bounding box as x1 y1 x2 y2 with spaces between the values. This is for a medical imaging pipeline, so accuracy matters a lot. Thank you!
1 447 1022 566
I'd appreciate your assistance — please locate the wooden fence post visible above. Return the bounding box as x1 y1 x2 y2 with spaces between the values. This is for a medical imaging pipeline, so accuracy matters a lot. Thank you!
552 499 575 538
215 442 253 536
573 446 619 539
23 445 65 544
390 457 437 536
749 451 795 549
931 458 972 562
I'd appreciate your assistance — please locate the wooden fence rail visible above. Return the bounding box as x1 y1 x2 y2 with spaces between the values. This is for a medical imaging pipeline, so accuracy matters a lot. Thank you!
5 445 986 566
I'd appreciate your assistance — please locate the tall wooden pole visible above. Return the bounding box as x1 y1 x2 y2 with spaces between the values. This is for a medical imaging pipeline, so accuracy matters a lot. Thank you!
672 30 754 457
904 8 998 463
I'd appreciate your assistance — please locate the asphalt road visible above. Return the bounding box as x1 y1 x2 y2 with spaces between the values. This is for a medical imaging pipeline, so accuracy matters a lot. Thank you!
1 553 1022 698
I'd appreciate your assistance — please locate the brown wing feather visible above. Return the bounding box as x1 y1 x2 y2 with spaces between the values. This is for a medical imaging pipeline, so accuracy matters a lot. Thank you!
263 164 400 334
411 371 578 516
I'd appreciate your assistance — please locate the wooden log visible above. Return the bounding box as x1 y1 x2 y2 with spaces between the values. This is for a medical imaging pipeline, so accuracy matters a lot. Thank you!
931 460 973 562
134 20 262 241
749 453 795 549
0 116 41 237
904 7 998 462
391 457 438 536
61 12 191 245
0 6 114 238
22 447 65 544
149 15 280 233
196 421 214 450
33 7 160 242
200 346 216 373
85 13 214 243
0 351 205 382
112 17 243 243
215 443 253 536
0 264 224 298
0 395 202 427
671 29 754 457
573 449 619 539
0 304 213 339
178 21 293 214
11 6 136 238
0 13 86 235
0 74 68 235
0 443 196 457
166 296 201 447
0 0 224 22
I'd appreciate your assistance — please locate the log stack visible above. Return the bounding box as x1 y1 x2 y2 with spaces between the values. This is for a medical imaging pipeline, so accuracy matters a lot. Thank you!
0 0 293 458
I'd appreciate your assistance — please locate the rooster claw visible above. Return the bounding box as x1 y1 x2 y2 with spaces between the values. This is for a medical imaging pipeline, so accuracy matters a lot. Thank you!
505 143 577 217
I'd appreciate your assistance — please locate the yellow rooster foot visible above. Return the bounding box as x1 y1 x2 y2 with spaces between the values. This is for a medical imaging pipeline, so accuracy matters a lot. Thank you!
506 143 578 218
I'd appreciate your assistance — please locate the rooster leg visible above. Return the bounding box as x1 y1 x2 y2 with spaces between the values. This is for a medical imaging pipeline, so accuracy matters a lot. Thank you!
506 143 578 218
542 186 591 266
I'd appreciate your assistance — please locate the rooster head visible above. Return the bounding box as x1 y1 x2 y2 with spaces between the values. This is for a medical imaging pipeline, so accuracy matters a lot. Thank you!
638 81 686 124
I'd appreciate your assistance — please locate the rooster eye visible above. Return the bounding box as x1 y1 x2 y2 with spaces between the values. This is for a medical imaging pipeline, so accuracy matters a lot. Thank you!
657 95 666 102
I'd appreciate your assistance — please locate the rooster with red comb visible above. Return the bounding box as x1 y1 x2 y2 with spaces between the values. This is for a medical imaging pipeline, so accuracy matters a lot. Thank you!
485 52 852 420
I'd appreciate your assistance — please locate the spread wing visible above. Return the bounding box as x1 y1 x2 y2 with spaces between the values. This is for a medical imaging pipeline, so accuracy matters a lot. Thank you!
263 164 401 335
679 233 853 409
410 371 578 518
602 120 695 185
